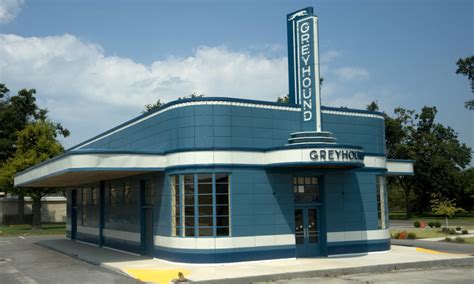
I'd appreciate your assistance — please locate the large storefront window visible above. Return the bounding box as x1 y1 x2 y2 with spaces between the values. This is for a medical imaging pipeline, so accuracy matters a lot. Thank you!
171 176 180 237
376 176 387 229
294 176 320 203
171 173 230 237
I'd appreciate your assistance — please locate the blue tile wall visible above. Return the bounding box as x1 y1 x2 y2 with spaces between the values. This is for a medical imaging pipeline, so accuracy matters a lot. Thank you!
324 170 379 233
79 104 385 155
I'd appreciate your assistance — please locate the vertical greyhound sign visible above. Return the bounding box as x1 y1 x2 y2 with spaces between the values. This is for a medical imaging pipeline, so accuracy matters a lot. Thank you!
287 7 322 132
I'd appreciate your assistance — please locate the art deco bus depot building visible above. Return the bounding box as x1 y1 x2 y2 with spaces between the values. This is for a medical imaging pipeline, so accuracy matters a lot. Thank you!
14 8 413 263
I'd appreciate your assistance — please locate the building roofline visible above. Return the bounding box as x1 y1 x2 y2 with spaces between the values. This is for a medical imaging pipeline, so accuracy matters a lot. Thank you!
66 96 384 152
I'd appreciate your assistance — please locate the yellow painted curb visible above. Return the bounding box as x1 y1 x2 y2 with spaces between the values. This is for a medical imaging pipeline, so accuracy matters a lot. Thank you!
415 247 465 255
416 247 445 254
124 268 191 284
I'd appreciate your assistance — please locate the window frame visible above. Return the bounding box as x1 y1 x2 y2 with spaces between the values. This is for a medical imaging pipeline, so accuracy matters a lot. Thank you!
170 173 231 238
293 176 320 203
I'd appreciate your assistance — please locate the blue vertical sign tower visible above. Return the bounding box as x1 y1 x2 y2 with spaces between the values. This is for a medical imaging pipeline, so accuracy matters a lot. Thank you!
287 7 322 132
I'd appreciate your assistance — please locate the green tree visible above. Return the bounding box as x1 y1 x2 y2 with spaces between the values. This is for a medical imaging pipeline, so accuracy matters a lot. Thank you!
0 121 67 229
277 94 289 103
455 55 474 109
143 99 165 113
367 102 472 218
457 168 474 211
0 83 69 225
0 86 43 162
178 91 204 100
430 193 465 228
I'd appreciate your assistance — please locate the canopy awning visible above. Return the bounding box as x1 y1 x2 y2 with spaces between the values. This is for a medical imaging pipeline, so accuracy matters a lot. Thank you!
14 148 414 188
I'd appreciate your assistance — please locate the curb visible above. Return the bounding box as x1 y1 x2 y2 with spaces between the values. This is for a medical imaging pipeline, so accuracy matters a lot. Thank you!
37 240 474 284
194 257 474 284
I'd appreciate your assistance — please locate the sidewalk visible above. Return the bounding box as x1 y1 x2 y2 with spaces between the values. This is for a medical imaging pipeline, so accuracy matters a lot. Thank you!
38 238 474 284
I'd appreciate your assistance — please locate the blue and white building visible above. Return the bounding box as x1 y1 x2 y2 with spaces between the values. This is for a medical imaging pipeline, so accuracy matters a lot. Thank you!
14 8 413 263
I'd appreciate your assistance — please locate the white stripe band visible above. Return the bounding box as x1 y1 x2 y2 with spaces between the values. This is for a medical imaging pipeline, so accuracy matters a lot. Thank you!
15 150 392 186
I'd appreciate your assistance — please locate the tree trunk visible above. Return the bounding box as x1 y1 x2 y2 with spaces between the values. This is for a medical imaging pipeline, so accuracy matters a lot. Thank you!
17 194 25 224
31 196 42 230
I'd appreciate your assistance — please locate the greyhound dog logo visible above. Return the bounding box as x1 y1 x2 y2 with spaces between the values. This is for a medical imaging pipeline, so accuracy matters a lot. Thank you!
288 10 308 21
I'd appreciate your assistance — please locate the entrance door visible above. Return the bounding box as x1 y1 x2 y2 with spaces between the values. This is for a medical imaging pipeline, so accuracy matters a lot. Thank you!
71 189 77 240
140 180 154 256
295 206 321 257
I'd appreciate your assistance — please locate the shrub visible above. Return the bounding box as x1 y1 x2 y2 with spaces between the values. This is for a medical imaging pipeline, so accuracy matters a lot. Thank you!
454 237 464 243
413 221 421 228
428 222 435 228
398 231 408 240
449 228 456 235
434 221 442 228
456 227 462 231
392 232 400 239
445 237 452 242
407 232 417 239
462 229 468 235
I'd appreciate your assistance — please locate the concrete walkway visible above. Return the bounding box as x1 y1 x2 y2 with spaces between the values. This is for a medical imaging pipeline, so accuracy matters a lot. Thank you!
38 237 474 284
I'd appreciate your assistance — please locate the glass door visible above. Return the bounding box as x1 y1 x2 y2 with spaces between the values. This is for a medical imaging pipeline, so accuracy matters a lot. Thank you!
295 206 322 257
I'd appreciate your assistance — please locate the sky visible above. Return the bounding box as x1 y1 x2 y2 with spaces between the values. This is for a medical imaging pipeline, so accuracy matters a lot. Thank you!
0 0 473 163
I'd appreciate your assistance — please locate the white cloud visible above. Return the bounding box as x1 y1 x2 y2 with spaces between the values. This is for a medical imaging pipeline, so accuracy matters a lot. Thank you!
333 66 370 81
320 50 342 64
0 33 288 147
0 0 24 23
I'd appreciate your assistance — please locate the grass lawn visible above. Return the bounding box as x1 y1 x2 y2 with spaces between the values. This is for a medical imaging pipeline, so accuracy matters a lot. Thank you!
462 237 474 245
0 223 66 236
389 212 474 223
390 228 449 239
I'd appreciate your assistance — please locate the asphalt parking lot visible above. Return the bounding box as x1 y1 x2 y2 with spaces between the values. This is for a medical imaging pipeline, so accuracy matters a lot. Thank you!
262 266 474 283
0 236 137 284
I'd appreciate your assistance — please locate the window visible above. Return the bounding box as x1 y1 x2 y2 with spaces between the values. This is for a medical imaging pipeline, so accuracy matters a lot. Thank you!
171 173 230 237
171 176 180 237
91 186 98 206
198 174 213 236
82 188 88 225
293 176 319 203
124 181 132 205
183 175 195 236
376 176 387 229
109 184 117 207
144 180 154 205
215 174 230 236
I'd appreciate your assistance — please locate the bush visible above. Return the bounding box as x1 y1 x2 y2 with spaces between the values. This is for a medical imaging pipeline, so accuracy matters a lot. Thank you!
449 228 456 235
462 229 469 235
413 221 421 228
434 221 442 228
398 231 408 240
445 237 452 242
456 227 462 231
407 232 417 239
454 237 465 243
428 222 435 228
392 232 400 239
